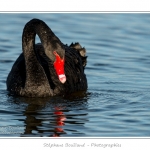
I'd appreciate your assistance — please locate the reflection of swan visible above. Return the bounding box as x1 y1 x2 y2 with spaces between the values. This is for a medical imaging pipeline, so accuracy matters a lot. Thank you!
53 107 66 137
23 103 66 137
14 95 88 137
7 19 87 97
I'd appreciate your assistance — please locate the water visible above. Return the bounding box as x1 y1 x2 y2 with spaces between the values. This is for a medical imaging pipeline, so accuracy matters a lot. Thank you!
0 13 150 137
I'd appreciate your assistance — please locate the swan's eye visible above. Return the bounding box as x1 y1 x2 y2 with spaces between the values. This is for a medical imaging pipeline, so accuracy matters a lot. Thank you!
53 51 57 56
53 51 66 84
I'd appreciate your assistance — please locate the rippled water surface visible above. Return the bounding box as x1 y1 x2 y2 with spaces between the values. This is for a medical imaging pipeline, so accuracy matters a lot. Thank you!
0 13 150 137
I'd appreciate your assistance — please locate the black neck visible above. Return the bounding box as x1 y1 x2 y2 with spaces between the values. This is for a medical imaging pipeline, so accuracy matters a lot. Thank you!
22 19 61 89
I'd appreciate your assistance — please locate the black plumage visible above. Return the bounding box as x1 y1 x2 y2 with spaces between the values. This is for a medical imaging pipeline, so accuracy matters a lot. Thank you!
6 19 87 97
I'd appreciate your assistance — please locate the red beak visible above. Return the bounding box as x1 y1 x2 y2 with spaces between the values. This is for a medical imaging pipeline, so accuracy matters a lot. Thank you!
53 51 66 83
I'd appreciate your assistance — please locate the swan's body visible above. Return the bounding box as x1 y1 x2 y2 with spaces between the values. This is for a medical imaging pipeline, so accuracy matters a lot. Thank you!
6 19 87 97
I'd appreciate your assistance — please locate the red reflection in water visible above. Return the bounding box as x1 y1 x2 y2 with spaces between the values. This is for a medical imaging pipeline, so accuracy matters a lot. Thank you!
53 107 66 137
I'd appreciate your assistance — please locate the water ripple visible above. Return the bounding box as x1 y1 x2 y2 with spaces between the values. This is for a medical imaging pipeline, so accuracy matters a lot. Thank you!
0 14 150 137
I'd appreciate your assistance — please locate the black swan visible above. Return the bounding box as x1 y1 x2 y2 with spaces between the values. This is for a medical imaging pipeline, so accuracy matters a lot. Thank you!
6 19 87 97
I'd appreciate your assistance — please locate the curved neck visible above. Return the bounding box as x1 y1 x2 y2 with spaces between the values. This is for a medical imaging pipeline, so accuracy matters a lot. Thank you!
22 19 63 61
22 19 62 89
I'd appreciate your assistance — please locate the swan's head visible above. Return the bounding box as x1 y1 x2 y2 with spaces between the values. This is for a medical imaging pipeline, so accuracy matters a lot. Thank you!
44 42 66 84
53 50 66 84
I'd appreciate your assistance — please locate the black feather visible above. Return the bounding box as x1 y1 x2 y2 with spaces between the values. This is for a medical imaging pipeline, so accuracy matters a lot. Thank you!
6 19 88 97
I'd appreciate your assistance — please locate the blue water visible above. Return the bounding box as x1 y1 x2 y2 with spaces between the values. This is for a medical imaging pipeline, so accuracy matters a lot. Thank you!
0 13 150 137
